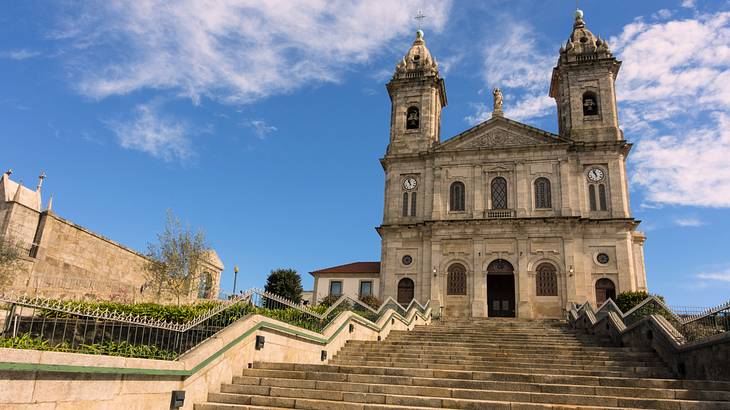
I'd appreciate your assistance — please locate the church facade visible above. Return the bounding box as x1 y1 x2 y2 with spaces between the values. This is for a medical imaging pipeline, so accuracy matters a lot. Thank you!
377 11 647 319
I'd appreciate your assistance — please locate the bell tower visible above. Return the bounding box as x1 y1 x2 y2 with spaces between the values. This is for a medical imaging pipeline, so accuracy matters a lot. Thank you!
550 10 622 142
386 30 447 155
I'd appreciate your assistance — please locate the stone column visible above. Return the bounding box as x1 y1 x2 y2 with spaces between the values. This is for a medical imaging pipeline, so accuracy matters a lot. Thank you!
516 236 532 318
473 166 484 217
430 240 443 313
471 238 487 317
432 167 443 219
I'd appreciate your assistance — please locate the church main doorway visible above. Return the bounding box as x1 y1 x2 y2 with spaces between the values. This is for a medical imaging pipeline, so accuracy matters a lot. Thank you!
487 259 515 317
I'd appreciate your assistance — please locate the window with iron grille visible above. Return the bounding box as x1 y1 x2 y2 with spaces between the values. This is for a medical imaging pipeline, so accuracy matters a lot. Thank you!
402 192 409 216
588 184 597 211
536 263 558 296
450 181 465 211
534 177 552 209
598 184 607 211
447 264 467 295
410 192 417 216
491 177 508 209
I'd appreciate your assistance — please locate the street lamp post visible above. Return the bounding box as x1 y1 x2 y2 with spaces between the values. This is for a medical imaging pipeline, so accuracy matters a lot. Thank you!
233 265 239 296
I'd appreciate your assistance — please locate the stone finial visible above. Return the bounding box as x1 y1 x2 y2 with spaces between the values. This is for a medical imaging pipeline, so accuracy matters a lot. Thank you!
46 194 53 212
13 182 23 202
492 88 504 117
37 171 46 191
4 169 11 176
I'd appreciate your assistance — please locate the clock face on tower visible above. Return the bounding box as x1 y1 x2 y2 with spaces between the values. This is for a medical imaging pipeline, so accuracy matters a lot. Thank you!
403 178 417 190
587 168 605 182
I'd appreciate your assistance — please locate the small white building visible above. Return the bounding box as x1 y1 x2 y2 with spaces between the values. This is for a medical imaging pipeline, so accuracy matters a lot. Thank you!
310 262 380 304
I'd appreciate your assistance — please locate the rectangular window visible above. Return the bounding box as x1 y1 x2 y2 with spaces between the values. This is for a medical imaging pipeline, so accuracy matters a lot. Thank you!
589 185 597 211
410 192 417 216
402 192 409 217
329 281 342 296
359 281 372 298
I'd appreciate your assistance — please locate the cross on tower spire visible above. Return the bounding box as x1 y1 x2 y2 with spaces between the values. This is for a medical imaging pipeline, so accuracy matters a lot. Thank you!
414 10 426 31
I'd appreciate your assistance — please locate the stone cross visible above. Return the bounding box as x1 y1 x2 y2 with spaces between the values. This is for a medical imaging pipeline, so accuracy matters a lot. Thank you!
415 11 426 30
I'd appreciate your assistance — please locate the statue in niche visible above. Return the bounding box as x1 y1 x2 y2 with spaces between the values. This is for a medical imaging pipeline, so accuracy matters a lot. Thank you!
406 106 420 129
493 88 503 116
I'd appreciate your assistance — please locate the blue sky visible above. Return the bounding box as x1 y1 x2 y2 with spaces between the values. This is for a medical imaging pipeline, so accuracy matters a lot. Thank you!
3 0 730 307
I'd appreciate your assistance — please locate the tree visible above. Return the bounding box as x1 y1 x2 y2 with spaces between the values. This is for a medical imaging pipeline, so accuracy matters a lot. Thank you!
144 210 210 305
0 232 24 290
264 269 303 304
615 291 665 313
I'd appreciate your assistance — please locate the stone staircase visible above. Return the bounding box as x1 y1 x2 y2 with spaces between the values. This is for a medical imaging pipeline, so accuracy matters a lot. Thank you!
196 319 730 409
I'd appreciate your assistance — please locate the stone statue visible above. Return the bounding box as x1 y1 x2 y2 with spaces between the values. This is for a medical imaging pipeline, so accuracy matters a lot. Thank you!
493 88 503 116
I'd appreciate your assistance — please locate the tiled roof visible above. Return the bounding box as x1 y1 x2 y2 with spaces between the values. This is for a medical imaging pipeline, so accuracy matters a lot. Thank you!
309 262 380 276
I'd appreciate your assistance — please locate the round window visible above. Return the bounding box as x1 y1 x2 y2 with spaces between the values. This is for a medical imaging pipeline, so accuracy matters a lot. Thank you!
402 255 413 266
596 253 610 265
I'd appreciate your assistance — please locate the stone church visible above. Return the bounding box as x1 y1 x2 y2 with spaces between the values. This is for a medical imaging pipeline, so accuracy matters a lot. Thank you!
375 10 647 319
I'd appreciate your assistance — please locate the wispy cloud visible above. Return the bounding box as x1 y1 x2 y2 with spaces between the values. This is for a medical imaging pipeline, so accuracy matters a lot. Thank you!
613 12 730 207
697 268 730 283
675 217 704 227
55 1 451 105
0 49 41 60
107 104 192 162
247 120 277 140
681 0 696 9
467 18 556 124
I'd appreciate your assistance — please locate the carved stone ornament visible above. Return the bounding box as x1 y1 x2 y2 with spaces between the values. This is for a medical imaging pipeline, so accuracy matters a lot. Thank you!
465 129 539 148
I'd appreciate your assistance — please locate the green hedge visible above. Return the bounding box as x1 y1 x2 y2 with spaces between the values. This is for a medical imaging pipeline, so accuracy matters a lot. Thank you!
39 300 222 324
615 291 665 313
0 334 178 360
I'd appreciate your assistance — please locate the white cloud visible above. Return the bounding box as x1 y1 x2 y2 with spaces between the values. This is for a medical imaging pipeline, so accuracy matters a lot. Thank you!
674 217 705 227
697 268 730 283
0 49 41 60
681 0 696 9
247 120 277 140
612 12 730 207
56 0 451 104
107 104 192 161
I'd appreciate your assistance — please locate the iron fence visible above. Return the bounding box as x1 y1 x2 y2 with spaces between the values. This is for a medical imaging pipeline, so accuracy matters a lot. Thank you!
0 289 429 360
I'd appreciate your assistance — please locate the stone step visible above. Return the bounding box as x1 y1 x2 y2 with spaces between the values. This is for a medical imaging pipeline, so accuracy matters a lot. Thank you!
344 341 651 354
250 363 730 392
337 347 661 361
335 352 663 367
234 373 730 402
196 391 648 410
328 359 673 378
210 380 729 409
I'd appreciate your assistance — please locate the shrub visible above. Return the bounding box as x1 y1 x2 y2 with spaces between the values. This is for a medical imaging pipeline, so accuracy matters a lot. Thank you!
359 295 381 310
264 269 303 303
319 294 341 307
615 291 665 313
38 299 222 324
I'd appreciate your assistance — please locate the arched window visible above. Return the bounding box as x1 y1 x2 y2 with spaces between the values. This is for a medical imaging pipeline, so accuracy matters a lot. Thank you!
534 178 552 209
535 263 558 296
406 106 420 129
595 278 616 305
491 177 508 209
582 92 599 116
397 278 415 304
447 263 467 295
588 185 597 211
402 192 409 217
450 181 465 212
598 184 607 211
198 272 213 299
410 192 417 216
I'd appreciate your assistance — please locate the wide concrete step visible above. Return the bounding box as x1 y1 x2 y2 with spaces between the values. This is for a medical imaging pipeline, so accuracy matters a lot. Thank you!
196 391 649 410
345 341 651 354
234 373 730 402
328 359 673 378
208 379 729 409
250 363 730 392
341 343 655 356
336 352 663 367
337 347 662 363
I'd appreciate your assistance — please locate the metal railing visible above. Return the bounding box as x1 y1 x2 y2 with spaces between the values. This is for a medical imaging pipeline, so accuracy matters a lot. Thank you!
0 289 430 360
572 297 730 343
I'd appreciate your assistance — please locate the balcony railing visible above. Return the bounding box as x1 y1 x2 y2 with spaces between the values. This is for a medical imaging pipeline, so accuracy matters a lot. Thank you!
486 209 515 219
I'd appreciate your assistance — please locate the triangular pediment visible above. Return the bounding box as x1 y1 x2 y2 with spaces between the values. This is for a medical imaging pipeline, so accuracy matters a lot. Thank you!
436 116 565 152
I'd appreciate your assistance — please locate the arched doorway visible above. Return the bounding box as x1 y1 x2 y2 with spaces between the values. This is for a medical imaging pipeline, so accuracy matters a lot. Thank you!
487 259 515 317
397 278 414 305
595 278 616 305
